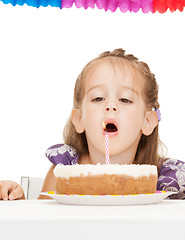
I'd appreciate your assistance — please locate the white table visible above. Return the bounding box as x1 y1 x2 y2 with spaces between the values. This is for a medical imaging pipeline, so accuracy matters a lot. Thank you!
0 199 185 240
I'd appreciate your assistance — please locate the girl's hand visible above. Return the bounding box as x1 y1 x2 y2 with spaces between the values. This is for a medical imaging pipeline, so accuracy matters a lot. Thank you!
0 181 25 200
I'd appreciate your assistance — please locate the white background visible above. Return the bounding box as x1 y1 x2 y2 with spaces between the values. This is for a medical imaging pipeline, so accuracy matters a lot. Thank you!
0 3 184 183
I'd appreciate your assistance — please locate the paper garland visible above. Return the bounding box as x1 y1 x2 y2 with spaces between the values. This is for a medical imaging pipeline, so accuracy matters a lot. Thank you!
1 0 185 13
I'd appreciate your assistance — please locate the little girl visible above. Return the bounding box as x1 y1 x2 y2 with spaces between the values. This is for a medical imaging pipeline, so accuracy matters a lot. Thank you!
1 48 185 200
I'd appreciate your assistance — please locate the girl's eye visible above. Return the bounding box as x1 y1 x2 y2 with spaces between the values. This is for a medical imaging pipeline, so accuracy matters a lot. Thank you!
92 97 105 102
119 98 132 104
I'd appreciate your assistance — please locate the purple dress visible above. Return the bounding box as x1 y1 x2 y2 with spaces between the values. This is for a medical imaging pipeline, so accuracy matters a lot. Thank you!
46 144 185 199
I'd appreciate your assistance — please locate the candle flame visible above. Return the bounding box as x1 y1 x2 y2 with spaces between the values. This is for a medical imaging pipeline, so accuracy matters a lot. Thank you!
103 122 106 131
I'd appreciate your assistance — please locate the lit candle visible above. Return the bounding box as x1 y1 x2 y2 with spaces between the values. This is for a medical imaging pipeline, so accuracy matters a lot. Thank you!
103 122 110 164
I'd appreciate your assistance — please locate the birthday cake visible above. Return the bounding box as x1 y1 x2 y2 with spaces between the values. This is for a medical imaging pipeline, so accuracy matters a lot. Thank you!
54 164 158 195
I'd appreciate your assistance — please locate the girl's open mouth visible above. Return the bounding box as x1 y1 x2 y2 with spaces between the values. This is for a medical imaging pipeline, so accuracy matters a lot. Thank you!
105 123 118 133
103 120 118 136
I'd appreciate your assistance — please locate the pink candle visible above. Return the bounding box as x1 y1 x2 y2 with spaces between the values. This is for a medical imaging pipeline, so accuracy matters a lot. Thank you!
103 122 110 164
105 134 110 164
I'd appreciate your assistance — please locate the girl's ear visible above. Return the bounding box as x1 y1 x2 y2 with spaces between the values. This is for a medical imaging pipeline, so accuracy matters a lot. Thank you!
142 111 158 136
71 109 85 133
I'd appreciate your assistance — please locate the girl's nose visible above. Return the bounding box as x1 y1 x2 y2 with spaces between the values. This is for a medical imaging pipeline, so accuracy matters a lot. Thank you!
105 107 117 111
105 103 117 112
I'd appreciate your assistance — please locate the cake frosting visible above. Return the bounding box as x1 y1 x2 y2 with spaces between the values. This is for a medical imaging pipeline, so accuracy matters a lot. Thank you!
54 163 157 180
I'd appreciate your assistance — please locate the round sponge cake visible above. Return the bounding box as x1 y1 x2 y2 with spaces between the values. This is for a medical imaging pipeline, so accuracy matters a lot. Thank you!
54 164 158 195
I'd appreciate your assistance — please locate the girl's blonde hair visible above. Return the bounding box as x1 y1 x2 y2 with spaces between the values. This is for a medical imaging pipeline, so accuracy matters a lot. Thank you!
63 48 164 170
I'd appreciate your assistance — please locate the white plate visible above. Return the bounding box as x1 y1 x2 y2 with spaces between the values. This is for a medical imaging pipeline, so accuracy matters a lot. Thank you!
40 191 176 206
